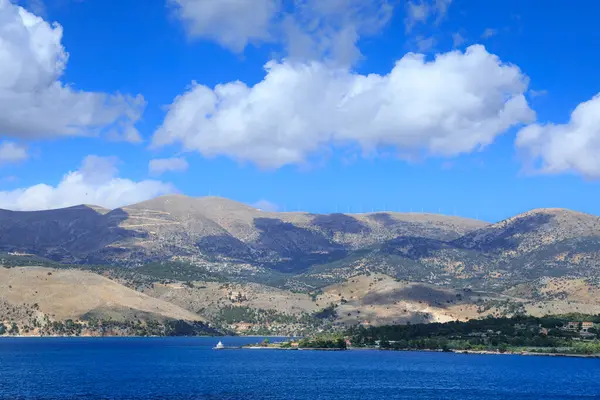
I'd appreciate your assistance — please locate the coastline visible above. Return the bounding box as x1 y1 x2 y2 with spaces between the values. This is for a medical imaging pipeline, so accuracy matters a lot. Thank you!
219 345 600 358
449 349 600 359
364 347 600 359
2 336 599 358
0 334 223 339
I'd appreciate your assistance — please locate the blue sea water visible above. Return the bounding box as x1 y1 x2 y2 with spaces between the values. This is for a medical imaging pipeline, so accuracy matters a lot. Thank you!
1 337 600 399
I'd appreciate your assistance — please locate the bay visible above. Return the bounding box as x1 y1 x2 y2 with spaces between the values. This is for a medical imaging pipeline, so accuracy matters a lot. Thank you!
1 337 599 399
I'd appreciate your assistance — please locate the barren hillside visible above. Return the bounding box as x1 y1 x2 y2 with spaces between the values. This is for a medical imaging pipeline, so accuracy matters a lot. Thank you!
0 267 202 322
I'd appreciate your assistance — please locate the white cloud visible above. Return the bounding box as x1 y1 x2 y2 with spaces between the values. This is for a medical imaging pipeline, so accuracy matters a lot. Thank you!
170 0 394 65
433 0 452 20
153 45 534 169
0 155 175 211
0 141 28 164
282 0 394 66
252 199 279 212
148 157 189 175
481 28 497 39
0 0 145 141
405 0 451 32
516 93 600 178
168 0 279 52
405 1 429 32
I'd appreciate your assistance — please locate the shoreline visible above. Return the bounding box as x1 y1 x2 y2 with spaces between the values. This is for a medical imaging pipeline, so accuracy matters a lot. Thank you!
0 334 285 339
241 346 344 351
220 345 600 358
363 347 600 359
0 334 223 339
2 336 599 358
449 349 600 359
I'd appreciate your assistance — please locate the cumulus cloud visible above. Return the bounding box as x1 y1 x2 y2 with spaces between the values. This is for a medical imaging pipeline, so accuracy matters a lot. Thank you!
0 0 145 141
516 94 600 178
153 45 534 169
148 157 189 175
168 0 279 52
0 142 28 165
170 0 394 65
0 155 175 211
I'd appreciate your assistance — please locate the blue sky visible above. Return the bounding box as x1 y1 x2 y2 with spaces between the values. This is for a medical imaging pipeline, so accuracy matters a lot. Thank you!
1 0 600 222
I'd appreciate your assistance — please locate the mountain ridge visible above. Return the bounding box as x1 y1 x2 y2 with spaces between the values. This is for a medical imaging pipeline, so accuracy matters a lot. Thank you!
2 196 600 335
0 195 599 292
0 193 490 223
4 194 592 223
0 195 489 274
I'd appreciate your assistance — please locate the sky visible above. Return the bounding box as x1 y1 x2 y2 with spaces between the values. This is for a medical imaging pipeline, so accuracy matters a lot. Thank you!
1 0 600 222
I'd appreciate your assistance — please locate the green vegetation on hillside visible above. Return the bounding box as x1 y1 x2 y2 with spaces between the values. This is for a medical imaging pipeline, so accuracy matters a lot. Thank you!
0 254 225 289
248 335 347 349
298 334 347 349
0 316 220 337
348 314 600 354
211 305 331 335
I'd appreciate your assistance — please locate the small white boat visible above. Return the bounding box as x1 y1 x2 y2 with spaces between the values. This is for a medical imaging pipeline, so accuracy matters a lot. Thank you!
213 341 224 350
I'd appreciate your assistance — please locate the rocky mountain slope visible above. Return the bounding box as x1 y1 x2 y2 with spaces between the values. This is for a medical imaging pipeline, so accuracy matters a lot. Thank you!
0 194 487 275
1 196 600 290
299 208 600 291
2 196 600 335
454 208 600 280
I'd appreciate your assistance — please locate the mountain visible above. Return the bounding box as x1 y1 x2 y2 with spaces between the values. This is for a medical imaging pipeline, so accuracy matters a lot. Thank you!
0 195 487 276
2 199 600 335
298 208 600 290
451 208 600 283
2 196 600 290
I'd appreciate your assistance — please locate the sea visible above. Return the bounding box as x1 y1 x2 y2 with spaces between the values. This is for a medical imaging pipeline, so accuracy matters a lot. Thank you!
1 337 599 400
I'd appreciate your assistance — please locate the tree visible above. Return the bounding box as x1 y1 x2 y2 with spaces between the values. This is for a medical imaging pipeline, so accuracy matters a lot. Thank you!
0 323 6 335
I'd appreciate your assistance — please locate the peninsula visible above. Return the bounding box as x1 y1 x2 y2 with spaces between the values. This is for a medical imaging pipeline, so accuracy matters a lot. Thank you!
346 314 600 356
